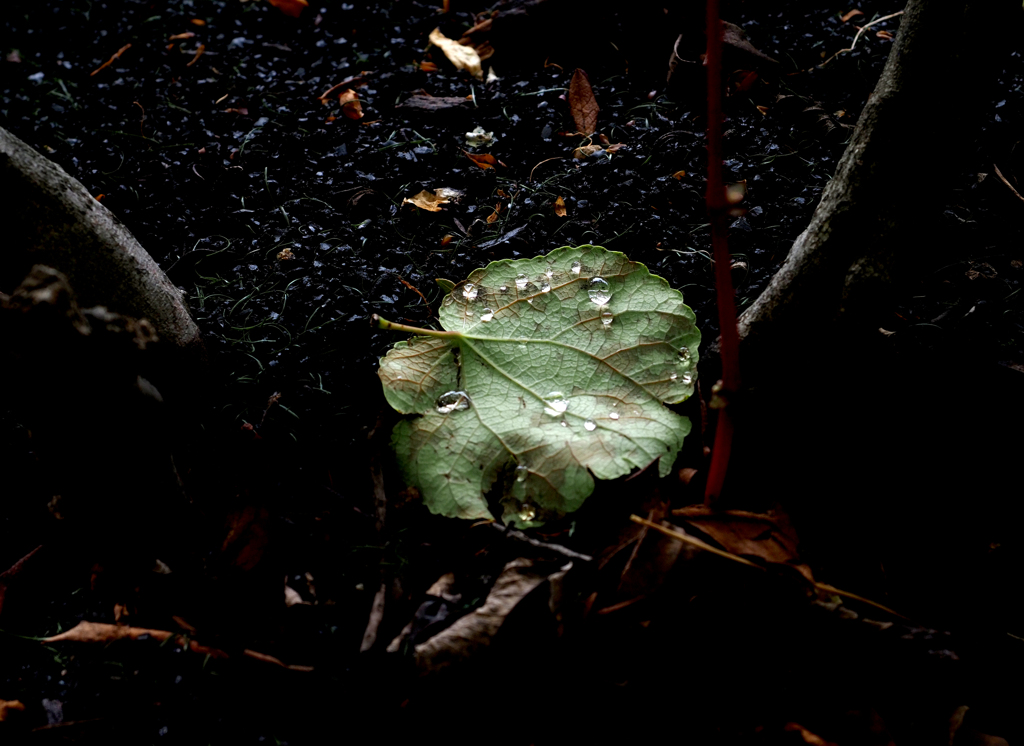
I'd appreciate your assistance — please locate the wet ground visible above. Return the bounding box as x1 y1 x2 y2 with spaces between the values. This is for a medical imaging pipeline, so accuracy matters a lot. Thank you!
2 0 1023 742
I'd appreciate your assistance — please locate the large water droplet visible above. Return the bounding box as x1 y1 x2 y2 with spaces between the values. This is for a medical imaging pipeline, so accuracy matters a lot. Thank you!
515 465 528 482
601 312 613 327
545 268 554 279
480 308 494 322
543 392 568 416
670 373 678 381
437 391 471 414
681 372 694 384
462 283 478 301
678 347 691 362
540 281 551 293
519 503 537 521
499 284 508 293
570 260 581 275
588 277 611 306
609 411 620 420
515 273 529 290
584 419 597 431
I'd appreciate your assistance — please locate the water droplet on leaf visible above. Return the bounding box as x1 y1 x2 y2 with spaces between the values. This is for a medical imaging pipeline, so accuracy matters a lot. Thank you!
584 419 597 431
588 277 611 306
519 503 537 521
543 392 568 416
499 285 508 293
515 273 528 290
570 260 581 275
601 312 613 327
480 308 494 322
437 391 471 414
609 412 620 420
540 281 551 293
678 347 691 362
515 465 528 482
462 283 478 301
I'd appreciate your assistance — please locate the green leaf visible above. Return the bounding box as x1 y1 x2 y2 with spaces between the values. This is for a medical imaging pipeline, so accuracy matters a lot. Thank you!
436 278 455 294
377 245 700 526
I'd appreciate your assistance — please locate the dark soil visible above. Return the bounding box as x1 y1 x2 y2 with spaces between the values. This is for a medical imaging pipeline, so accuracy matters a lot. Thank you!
2 1 1023 743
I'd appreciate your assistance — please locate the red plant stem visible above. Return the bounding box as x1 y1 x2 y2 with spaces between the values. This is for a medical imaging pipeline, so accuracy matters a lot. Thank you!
703 0 741 507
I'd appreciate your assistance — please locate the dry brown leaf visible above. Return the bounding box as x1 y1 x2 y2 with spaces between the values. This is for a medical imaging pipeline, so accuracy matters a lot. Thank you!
674 505 814 583
414 558 552 672
840 9 864 22
168 32 196 41
42 621 313 671
672 170 687 180
0 699 26 721
402 188 461 212
875 29 894 40
428 28 483 79
486 203 502 223
338 89 364 119
266 0 308 18
554 196 567 217
463 150 499 170
277 248 295 261
568 69 599 135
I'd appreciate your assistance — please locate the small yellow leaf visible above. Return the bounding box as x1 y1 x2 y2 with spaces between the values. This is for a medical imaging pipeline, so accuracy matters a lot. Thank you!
554 196 567 217
428 28 483 79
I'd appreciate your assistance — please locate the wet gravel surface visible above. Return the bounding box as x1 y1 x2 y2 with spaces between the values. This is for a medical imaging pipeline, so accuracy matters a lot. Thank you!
2 0 1023 741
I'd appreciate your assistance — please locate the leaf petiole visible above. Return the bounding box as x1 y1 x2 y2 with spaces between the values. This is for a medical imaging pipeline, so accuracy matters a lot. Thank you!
372 315 462 339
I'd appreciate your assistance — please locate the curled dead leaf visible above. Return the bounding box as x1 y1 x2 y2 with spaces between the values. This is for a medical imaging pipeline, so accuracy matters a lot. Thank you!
402 188 463 212
168 32 195 41
463 150 499 170
338 89 364 119
428 28 483 79
277 248 295 261
568 69 599 135
554 196 567 217
840 9 864 22
0 700 26 721
266 0 308 18
486 203 502 223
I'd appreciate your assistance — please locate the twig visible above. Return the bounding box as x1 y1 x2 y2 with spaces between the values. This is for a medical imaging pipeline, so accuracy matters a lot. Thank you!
819 11 905 68
631 516 909 620
186 44 206 68
488 523 593 562
90 43 132 76
359 582 387 652
703 2 741 507
993 163 1024 204
398 276 433 317
528 156 565 182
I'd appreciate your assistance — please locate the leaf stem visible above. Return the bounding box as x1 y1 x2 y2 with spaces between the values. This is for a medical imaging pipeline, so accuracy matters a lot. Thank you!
703 0 741 507
371 314 461 339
